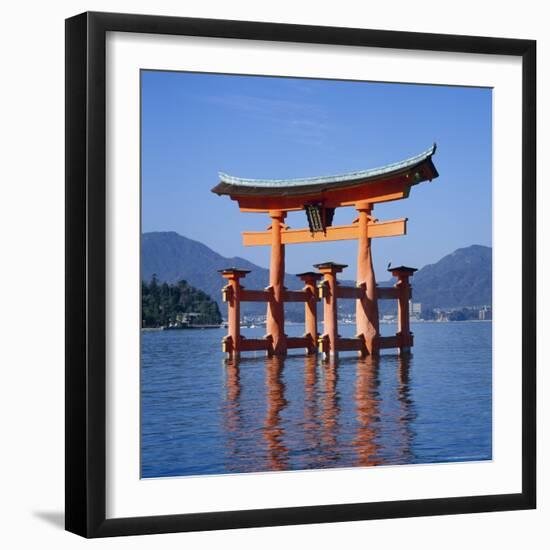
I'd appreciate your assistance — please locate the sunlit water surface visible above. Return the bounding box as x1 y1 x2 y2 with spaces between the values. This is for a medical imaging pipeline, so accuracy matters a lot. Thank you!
141 322 492 477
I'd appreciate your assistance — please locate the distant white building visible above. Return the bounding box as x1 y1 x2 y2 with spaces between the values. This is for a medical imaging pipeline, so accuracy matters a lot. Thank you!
410 301 422 318
178 312 201 325
478 305 492 320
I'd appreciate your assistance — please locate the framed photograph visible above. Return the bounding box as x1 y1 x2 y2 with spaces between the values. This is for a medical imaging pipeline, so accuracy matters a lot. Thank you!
65 11 536 537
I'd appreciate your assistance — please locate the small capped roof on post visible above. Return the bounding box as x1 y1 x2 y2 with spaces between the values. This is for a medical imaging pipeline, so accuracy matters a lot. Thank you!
388 265 418 275
314 261 348 272
296 271 324 279
218 267 251 276
212 144 438 199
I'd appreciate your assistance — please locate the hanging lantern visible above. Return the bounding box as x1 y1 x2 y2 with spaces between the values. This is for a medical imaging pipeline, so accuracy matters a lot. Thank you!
304 203 335 233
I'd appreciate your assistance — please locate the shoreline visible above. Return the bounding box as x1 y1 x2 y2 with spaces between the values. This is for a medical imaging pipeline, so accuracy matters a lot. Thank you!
142 319 492 332
142 325 222 331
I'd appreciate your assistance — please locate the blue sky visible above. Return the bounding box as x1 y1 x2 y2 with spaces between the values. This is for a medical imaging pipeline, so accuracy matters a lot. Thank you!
141 70 492 280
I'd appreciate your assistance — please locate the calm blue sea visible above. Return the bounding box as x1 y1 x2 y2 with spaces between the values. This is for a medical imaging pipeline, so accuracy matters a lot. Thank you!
141 321 492 478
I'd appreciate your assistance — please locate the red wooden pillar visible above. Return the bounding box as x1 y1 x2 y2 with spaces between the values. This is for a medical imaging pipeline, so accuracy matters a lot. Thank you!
388 266 417 355
315 262 346 357
219 268 250 358
297 272 323 354
266 210 287 355
355 201 380 356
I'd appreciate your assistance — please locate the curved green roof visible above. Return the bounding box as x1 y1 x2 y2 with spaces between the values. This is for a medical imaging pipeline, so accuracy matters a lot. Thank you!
212 144 438 198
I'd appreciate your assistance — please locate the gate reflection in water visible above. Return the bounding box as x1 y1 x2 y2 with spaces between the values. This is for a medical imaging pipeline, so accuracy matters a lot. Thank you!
222 353 414 474
141 323 492 478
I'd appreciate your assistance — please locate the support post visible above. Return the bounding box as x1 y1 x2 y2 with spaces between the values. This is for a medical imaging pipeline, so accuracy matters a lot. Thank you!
219 268 250 358
355 201 380 356
297 272 323 354
315 262 347 357
266 210 287 355
388 266 418 355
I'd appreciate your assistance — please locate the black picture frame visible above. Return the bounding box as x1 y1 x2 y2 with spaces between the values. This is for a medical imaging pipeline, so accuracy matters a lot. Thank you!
65 11 536 538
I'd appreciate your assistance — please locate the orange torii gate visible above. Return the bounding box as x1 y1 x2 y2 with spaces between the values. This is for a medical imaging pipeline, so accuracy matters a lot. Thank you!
213 144 438 358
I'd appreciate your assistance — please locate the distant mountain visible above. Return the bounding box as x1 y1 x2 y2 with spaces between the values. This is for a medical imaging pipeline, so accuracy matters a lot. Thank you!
409 244 492 309
141 232 311 318
142 232 492 318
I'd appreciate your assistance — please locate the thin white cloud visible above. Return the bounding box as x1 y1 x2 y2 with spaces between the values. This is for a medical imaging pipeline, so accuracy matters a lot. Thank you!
200 93 330 146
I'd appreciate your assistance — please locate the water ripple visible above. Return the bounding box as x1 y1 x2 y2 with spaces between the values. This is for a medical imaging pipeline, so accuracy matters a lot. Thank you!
141 322 492 477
